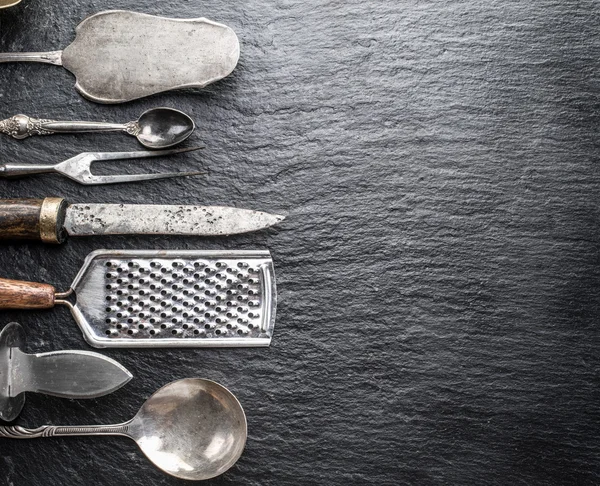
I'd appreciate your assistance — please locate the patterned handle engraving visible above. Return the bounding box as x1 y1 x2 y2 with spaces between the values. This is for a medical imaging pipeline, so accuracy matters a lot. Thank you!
0 426 55 438
0 424 129 438
124 121 141 136
0 115 54 139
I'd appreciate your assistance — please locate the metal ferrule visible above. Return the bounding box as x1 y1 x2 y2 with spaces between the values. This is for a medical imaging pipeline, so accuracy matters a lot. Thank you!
39 197 67 244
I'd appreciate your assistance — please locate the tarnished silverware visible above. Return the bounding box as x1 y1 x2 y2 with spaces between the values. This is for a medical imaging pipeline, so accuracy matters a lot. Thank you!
0 147 203 185
0 322 132 421
0 108 195 149
0 378 247 480
0 249 277 348
0 198 285 244
0 10 240 103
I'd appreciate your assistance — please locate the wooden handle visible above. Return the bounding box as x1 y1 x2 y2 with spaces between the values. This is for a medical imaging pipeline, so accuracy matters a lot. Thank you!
0 278 56 309
0 198 68 244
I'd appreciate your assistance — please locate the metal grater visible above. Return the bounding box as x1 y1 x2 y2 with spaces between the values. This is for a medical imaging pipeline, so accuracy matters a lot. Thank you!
72 250 276 348
0 250 276 348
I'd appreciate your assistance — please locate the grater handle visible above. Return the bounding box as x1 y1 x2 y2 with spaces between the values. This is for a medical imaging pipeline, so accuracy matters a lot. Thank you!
0 278 56 309
0 197 69 244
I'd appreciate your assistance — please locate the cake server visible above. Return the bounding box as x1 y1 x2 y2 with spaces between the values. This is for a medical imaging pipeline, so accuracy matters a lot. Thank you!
0 198 285 244
0 250 277 348
0 322 132 421
0 10 239 104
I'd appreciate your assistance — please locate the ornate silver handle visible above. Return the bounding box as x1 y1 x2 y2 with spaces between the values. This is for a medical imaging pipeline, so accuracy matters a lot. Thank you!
0 114 139 140
0 424 130 438
0 115 55 139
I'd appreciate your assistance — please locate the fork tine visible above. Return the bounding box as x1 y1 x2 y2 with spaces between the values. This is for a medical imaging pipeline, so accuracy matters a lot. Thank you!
54 147 204 185
88 146 204 161
81 171 205 185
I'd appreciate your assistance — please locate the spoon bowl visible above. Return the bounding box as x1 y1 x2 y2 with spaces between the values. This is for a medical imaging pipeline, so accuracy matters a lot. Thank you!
129 378 247 480
137 108 195 149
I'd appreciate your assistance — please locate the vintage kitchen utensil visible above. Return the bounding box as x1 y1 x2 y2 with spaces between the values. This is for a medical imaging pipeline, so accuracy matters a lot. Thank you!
0 108 195 149
0 0 20 9
0 198 285 244
0 10 240 104
0 322 132 422
0 378 247 480
0 250 277 348
0 147 204 185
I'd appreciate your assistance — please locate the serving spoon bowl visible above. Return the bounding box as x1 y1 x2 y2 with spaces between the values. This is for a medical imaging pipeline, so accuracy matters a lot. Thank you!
0 378 247 480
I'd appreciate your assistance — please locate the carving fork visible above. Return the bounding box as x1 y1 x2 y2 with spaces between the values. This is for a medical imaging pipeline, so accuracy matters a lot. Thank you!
0 147 203 185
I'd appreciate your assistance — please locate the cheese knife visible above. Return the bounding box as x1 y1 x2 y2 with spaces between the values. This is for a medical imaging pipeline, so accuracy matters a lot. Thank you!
0 322 132 421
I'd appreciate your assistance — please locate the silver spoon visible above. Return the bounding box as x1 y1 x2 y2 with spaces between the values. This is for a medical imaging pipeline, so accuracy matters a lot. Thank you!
0 378 247 480
0 107 195 149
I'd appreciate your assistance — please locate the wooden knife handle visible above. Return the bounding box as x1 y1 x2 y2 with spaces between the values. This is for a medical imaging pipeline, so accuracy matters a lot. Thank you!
0 278 56 309
0 198 68 244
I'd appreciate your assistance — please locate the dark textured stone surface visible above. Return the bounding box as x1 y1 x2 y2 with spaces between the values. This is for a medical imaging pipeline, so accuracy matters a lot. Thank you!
0 0 599 484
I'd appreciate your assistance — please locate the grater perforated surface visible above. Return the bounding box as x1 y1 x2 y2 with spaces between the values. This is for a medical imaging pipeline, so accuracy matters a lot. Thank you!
68 250 276 348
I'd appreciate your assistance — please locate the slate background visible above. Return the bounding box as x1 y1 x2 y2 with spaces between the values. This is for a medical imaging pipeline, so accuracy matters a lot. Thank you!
0 0 599 484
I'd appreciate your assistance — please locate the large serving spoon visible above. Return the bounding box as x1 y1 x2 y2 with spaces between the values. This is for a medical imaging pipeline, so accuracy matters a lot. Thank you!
0 378 247 481
0 108 195 149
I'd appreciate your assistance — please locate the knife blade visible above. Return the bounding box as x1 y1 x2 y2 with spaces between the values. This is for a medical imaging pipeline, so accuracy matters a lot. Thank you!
0 198 285 244
65 203 284 237
10 349 133 399
0 322 132 421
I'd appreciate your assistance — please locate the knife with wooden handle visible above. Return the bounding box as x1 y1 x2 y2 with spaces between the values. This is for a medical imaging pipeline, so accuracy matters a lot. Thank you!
0 198 285 244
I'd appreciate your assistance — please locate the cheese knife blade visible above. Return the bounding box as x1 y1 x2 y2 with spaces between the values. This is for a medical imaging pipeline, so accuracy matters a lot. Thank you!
0 322 133 421
9 349 133 399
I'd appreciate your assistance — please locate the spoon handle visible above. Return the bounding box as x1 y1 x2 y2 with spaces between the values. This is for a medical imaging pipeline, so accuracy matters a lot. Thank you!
0 423 131 438
0 114 132 140
0 51 63 65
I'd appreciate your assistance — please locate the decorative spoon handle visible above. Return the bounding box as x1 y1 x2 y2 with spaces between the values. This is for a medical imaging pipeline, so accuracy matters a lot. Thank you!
0 423 131 438
0 114 134 140
0 51 63 65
